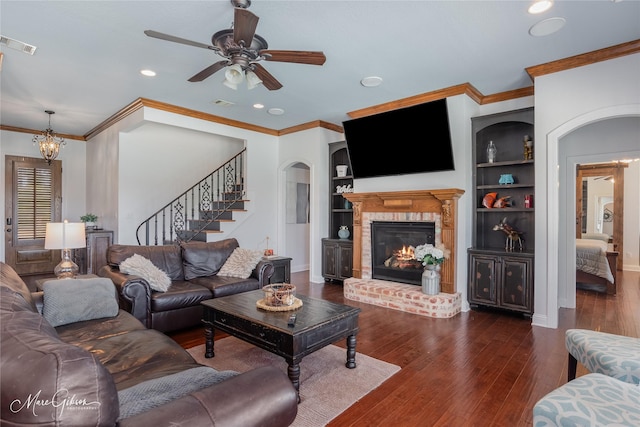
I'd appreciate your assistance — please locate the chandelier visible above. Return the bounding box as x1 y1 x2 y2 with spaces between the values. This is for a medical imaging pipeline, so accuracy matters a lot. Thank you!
33 110 65 165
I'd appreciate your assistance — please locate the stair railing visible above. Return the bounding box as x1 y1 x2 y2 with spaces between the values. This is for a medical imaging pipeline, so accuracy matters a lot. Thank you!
136 149 246 245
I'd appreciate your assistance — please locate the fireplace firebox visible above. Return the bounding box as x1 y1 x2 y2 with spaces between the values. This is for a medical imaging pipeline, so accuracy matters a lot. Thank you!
371 221 435 285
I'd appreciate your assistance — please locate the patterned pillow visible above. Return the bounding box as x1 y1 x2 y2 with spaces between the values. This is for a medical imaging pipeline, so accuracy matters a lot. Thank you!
120 254 171 292
217 248 263 279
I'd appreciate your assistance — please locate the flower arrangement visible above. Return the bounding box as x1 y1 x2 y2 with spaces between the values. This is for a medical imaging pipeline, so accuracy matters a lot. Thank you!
413 243 448 266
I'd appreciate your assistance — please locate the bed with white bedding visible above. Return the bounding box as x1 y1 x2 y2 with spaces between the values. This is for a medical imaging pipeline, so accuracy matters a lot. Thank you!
576 237 618 295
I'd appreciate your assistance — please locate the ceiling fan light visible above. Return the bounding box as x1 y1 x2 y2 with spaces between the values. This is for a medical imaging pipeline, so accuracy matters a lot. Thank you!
246 70 263 90
223 79 238 90
225 64 244 85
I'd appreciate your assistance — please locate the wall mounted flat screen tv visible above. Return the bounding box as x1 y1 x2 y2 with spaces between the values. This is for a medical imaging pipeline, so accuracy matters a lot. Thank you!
343 98 455 179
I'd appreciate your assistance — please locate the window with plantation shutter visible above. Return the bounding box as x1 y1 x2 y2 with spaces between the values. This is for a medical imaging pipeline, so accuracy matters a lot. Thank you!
17 167 53 240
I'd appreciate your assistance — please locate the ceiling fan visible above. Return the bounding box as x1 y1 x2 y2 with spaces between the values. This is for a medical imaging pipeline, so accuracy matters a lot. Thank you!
144 0 326 90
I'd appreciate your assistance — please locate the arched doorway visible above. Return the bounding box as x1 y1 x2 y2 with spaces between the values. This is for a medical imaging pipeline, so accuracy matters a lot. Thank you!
281 162 311 276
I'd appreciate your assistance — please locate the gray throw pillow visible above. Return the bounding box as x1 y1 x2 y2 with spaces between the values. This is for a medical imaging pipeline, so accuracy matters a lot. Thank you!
42 278 119 327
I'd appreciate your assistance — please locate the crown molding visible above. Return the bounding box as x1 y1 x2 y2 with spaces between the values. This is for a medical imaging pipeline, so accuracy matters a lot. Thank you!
526 39 640 79
0 124 86 141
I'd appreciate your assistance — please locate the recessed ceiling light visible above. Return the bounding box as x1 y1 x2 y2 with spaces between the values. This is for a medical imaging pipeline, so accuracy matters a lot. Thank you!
268 108 284 116
528 0 553 14
253 103 264 109
529 17 566 37
140 69 156 77
361 76 383 87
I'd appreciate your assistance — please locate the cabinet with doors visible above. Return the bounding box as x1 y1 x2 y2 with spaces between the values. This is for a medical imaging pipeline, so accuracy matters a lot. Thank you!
322 141 354 281
468 107 534 315
321 238 353 282
75 229 113 275
468 249 533 314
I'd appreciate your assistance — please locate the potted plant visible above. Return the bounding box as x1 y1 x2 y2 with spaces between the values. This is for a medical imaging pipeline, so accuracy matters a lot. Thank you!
80 213 98 229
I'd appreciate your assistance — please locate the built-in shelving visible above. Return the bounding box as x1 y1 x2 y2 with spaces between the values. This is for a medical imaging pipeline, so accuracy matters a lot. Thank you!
322 141 354 282
468 107 535 316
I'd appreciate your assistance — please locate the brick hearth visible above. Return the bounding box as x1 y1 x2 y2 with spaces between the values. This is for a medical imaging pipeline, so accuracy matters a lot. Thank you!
344 278 461 318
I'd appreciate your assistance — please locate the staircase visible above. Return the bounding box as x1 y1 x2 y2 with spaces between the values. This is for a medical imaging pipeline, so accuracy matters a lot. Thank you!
136 149 247 245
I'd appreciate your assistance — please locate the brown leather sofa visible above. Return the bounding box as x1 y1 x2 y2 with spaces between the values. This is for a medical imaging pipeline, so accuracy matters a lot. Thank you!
0 261 298 426
99 238 274 332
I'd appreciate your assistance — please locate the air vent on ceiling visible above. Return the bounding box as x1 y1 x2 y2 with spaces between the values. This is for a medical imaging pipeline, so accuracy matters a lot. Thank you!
0 35 37 55
212 99 235 107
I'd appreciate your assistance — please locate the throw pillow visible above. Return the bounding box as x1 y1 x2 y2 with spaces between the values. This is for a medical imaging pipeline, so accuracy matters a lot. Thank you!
118 366 237 420
217 248 263 279
181 239 239 280
43 278 119 327
120 254 171 292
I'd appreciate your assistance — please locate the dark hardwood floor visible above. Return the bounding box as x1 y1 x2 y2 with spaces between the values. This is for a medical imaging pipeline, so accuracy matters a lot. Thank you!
169 269 640 427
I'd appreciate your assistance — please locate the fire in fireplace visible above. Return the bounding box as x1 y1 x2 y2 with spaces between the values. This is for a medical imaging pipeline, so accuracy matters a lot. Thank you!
371 221 435 285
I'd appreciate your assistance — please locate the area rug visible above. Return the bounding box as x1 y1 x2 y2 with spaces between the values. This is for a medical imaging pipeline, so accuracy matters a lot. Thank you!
187 337 400 427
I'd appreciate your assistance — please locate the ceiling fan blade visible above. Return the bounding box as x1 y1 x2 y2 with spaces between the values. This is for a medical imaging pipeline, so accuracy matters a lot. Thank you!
252 64 283 90
144 30 218 51
260 50 326 66
233 8 259 47
188 60 229 82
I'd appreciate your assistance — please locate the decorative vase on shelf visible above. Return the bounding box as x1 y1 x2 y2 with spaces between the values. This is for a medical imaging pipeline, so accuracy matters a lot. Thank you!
338 225 350 239
486 141 497 163
421 264 441 295
336 165 348 177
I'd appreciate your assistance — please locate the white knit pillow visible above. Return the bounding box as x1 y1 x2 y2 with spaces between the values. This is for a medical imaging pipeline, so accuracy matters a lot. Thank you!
120 254 171 292
217 248 263 279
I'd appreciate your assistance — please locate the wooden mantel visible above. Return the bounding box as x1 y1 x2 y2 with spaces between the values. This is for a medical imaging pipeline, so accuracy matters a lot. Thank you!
343 189 465 294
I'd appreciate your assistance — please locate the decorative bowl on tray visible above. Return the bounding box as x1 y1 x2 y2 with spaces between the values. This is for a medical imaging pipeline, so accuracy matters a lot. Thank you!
262 284 296 307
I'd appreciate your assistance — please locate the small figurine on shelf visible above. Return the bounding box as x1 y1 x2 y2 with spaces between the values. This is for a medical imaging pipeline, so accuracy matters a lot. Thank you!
523 135 533 160
492 217 524 251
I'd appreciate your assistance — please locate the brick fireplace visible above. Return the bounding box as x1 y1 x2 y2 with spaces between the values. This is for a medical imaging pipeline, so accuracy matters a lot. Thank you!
342 189 465 318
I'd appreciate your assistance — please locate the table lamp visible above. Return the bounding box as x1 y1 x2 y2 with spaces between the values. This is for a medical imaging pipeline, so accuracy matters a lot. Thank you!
45 220 86 279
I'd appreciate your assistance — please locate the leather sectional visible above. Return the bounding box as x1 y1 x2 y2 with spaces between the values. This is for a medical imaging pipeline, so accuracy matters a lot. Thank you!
99 238 274 332
0 261 298 426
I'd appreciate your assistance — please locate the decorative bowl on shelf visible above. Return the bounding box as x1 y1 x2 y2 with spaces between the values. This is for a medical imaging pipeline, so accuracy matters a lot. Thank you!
262 284 297 306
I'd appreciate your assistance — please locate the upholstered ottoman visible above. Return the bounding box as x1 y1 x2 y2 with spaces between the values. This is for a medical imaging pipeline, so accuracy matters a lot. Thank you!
565 329 640 383
533 373 640 426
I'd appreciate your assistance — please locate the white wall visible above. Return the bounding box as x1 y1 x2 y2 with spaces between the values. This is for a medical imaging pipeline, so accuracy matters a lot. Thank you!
0 130 86 262
284 164 311 273
534 52 640 329
279 127 343 283
86 108 283 253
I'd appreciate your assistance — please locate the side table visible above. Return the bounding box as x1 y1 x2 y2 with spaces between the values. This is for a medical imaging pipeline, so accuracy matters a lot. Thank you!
35 274 99 291
265 256 292 284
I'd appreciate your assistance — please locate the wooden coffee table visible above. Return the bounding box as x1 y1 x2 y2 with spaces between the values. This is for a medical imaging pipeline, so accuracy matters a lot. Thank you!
201 290 361 400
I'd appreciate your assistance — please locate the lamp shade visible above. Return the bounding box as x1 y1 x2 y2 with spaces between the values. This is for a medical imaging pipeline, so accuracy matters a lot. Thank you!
45 221 86 250
246 70 263 90
224 64 244 85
